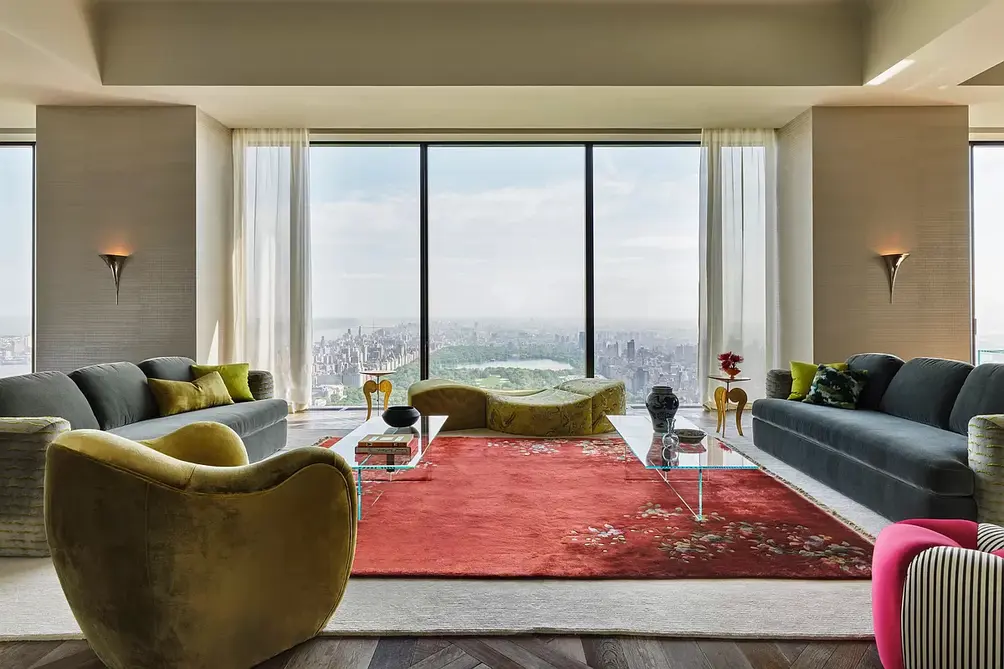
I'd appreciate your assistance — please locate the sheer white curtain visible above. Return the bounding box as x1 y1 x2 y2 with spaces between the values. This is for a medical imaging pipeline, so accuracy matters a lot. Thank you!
230 129 312 410
698 129 779 405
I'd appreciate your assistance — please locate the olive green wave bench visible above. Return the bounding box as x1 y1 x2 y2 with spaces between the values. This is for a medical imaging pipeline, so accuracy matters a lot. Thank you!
408 378 625 436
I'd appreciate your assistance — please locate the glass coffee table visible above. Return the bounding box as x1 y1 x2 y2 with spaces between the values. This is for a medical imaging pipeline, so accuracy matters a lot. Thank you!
329 414 447 519
608 414 757 521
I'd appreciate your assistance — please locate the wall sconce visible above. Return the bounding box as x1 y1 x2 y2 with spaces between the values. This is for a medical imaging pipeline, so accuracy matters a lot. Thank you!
98 253 130 305
879 252 909 304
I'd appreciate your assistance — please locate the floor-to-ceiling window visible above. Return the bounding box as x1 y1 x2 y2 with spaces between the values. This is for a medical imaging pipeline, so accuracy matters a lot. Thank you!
308 141 700 406
428 146 586 390
309 145 420 407
593 145 701 405
973 143 1004 363
0 144 33 377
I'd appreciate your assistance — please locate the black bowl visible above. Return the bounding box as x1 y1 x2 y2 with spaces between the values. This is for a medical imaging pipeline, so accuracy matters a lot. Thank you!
382 405 420 428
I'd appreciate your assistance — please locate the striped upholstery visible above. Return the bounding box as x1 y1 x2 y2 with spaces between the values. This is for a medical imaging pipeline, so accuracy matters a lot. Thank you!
901 528 1004 669
969 415 1004 525
979 523 1004 553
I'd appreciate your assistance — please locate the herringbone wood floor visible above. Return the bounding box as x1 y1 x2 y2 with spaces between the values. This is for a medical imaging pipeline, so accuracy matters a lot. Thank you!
0 637 881 668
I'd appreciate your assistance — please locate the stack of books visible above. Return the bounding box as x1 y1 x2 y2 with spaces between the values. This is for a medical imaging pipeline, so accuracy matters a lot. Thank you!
354 433 415 456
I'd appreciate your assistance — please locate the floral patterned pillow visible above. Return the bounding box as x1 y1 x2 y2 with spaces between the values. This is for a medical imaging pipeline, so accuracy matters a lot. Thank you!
802 365 868 410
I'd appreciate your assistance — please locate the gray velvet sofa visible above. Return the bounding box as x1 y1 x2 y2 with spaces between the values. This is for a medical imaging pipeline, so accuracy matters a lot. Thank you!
752 354 1004 522
0 356 288 556
0 356 287 463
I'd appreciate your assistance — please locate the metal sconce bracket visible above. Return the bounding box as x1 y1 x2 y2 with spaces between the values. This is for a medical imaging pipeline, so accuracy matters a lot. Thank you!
99 254 130 305
880 253 909 304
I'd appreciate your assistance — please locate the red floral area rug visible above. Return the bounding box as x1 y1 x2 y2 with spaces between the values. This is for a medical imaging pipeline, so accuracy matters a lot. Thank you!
314 435 873 580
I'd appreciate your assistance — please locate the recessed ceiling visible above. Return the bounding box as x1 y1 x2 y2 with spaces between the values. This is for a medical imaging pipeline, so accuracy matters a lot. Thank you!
102 0 855 4
0 0 1002 130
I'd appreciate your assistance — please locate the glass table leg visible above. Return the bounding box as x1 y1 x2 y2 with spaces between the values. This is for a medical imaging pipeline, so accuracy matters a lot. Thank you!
356 469 363 521
697 468 704 521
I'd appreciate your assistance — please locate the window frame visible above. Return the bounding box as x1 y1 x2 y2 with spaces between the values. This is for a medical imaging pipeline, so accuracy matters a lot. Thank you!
0 140 36 376
309 140 700 402
970 140 1004 365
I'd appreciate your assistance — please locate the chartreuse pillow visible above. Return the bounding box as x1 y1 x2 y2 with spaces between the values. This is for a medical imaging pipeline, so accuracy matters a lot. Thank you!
789 360 849 401
191 363 254 402
803 366 869 410
148 371 234 417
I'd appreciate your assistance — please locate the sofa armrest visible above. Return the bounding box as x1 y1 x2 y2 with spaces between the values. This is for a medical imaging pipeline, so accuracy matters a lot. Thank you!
248 369 274 401
765 369 792 399
900 545 1004 667
0 417 71 556
969 415 1004 524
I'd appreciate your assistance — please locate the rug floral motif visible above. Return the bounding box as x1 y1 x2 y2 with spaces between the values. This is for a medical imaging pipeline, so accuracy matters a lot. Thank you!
315 435 873 579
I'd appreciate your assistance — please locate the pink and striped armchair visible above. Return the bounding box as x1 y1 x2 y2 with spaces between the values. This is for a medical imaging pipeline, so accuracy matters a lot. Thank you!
873 519 1004 669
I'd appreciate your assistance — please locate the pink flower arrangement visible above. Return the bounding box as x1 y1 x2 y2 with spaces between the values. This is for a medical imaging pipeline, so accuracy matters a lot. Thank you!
718 351 744 374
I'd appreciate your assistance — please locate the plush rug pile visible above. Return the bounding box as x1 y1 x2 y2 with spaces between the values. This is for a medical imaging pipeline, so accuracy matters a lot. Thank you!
316 435 873 580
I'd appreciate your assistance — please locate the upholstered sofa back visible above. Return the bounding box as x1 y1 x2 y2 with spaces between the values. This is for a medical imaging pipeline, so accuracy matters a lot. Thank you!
849 354 1004 437
879 357 974 430
69 362 159 430
0 371 99 430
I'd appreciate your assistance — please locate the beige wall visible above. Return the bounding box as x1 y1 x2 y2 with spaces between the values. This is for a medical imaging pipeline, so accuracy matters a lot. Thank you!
777 110 815 364
36 105 232 372
809 106 971 363
99 2 862 87
195 111 232 365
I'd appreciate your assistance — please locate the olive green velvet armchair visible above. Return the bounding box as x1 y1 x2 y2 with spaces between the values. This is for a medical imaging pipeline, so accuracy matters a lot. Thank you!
45 422 357 669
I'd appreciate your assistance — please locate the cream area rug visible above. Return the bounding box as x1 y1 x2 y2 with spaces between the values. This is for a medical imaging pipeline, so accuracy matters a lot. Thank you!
0 409 880 640
0 558 872 639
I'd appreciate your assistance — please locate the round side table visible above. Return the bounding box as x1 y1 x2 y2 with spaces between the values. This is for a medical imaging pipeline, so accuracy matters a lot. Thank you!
362 370 394 420
708 375 751 437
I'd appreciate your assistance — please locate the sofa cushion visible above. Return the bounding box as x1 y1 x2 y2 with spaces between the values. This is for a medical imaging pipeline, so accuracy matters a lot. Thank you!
138 356 196 382
109 399 288 441
0 371 99 430
879 357 973 430
69 362 158 430
948 363 1004 435
753 398 973 496
802 366 868 410
846 353 904 410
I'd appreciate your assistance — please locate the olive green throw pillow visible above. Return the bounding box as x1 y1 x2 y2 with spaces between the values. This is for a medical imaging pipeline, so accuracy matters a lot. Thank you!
789 360 849 400
148 372 234 417
191 363 254 402
802 366 869 410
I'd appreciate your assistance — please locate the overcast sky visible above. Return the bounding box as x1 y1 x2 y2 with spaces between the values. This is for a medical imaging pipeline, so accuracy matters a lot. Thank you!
0 144 702 336
973 145 1004 347
309 144 701 329
0 146 33 334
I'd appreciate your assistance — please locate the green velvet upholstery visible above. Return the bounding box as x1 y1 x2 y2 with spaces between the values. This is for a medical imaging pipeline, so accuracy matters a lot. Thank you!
408 379 489 431
45 425 357 669
487 388 593 437
409 378 626 436
555 379 626 433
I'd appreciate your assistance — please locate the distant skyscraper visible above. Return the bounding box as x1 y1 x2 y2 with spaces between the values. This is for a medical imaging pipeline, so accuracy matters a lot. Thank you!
578 331 586 350
627 339 636 360
634 368 649 393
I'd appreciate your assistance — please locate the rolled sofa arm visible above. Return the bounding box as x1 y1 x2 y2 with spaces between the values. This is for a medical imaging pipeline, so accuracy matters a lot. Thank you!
765 369 793 400
969 415 1004 525
0 417 70 556
901 545 1004 667
248 369 274 400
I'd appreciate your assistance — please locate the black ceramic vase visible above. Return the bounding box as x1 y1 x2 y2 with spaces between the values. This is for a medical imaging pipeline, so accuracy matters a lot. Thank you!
645 386 680 433
382 405 420 428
